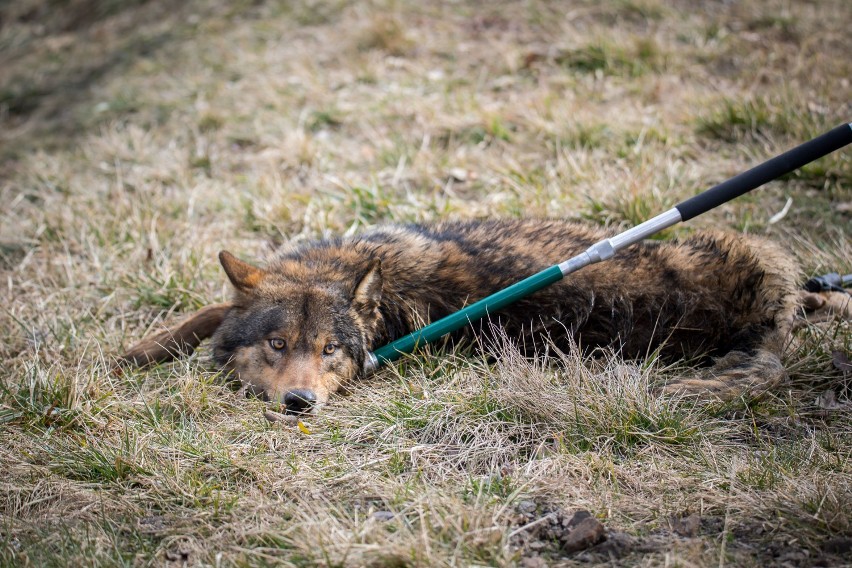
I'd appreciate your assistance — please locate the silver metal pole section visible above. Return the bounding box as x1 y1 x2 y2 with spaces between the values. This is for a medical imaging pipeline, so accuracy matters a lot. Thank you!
364 352 379 373
557 208 683 276
610 208 683 250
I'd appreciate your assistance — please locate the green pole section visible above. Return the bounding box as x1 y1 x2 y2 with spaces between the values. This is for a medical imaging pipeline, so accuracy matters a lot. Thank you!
370 265 565 366
365 123 852 372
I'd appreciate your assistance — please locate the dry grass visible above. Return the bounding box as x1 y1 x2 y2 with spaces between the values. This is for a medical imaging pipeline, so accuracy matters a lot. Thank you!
1 0 851 566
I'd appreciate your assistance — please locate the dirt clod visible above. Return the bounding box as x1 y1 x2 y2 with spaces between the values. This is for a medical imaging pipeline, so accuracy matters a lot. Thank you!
822 537 852 555
671 513 701 537
590 530 636 558
561 515 606 553
566 509 593 529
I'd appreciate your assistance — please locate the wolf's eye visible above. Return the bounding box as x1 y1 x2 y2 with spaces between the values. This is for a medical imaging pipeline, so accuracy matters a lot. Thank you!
323 343 337 355
269 338 286 351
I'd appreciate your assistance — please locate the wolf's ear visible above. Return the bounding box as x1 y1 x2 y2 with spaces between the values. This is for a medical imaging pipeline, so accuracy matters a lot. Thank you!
352 259 383 319
119 303 232 367
219 250 266 292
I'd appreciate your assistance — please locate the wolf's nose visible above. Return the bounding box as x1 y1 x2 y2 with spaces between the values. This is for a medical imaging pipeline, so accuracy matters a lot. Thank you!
283 389 316 414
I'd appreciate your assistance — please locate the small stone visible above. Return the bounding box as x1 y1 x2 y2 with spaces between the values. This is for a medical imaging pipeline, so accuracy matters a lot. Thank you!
517 500 537 515
371 511 395 522
671 513 700 537
561 516 606 553
448 168 468 182
815 389 852 411
832 351 852 372
138 515 167 534
164 549 190 562
520 555 548 568
777 550 808 564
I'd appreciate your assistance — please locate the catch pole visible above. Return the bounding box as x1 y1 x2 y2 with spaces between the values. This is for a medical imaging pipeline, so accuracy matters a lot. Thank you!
364 123 852 372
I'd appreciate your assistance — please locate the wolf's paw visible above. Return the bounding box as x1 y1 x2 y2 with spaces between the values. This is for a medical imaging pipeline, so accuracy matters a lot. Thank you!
662 349 786 401
799 291 852 323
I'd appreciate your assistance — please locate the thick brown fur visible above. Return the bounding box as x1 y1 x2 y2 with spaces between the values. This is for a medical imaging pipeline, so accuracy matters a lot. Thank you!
121 219 803 412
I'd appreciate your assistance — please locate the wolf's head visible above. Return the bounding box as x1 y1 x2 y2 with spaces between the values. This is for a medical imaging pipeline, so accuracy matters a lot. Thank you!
121 251 383 414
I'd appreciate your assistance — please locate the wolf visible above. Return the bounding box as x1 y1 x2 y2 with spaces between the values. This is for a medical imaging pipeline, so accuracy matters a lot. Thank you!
121 219 805 414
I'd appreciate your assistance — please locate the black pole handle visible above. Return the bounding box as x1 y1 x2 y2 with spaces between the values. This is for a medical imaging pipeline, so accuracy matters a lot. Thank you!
676 123 852 221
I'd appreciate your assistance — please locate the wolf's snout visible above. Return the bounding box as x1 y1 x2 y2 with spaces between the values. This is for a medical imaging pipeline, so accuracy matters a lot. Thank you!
283 389 317 414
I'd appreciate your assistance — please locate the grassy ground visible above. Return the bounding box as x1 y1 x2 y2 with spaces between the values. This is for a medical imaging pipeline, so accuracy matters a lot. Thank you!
1 0 851 566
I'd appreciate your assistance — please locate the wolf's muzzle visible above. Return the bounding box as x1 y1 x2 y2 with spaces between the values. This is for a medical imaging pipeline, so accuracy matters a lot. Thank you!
283 389 317 414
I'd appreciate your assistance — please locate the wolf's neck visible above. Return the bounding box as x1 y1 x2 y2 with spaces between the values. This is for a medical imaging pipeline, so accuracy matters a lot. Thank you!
352 237 489 347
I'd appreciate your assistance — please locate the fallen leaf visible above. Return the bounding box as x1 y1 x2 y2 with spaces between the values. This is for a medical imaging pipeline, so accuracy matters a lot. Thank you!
297 420 312 434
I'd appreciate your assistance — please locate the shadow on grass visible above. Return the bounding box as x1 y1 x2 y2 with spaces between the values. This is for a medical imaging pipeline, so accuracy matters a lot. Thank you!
0 0 214 163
